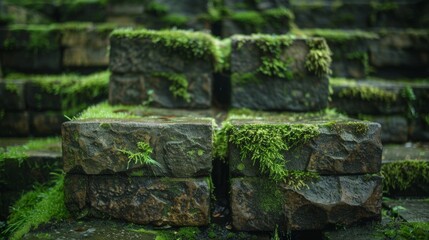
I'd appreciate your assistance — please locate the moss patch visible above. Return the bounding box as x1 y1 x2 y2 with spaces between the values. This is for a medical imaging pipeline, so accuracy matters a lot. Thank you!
305 38 332 77
295 29 379 43
254 179 284 213
76 102 140 120
330 78 399 102
381 160 429 194
2 172 69 240
152 72 191 102
375 221 429 239
0 137 61 164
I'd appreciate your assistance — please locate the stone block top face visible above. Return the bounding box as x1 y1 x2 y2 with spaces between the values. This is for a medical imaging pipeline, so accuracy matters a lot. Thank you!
109 29 219 74
225 117 382 178
62 118 214 177
231 34 332 84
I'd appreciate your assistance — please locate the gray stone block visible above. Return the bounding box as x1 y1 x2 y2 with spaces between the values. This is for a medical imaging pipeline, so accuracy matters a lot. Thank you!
230 175 382 231
62 118 213 177
65 175 210 226
229 119 382 176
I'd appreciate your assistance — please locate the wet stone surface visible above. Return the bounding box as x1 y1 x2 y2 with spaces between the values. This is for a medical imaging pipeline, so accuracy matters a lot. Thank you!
62 118 213 177
65 175 210 226
230 175 382 231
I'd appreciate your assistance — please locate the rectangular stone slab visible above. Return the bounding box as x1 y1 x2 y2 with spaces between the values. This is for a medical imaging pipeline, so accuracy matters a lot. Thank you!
228 118 382 176
230 175 382 231
230 37 329 111
109 73 212 108
65 175 210 226
62 118 214 177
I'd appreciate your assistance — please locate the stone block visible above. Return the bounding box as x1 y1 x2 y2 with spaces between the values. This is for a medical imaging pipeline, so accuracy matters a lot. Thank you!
228 119 382 176
25 82 62 110
329 79 406 115
0 111 29 136
30 111 66 136
230 176 382 231
109 73 212 108
0 80 26 110
62 118 213 177
65 175 210 226
58 2 107 22
230 36 330 111
0 49 61 72
63 47 109 67
109 29 215 74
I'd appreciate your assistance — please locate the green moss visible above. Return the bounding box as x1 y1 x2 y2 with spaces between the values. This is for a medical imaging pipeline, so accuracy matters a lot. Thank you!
231 11 265 28
6 71 110 117
5 82 20 94
110 29 222 69
305 38 332 77
161 14 189 27
152 72 191 102
331 78 399 102
145 1 169 15
228 123 319 187
118 141 160 169
295 29 379 43
229 7 293 32
401 85 417 119
381 160 429 194
76 102 140 120
214 38 231 72
371 1 398 11
0 137 61 164
2 25 60 51
213 122 231 160
231 72 259 86
254 179 284 213
3 172 69 240
375 221 429 239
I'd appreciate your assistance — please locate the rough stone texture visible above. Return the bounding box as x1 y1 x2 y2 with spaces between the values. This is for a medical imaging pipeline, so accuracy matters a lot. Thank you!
330 81 406 115
0 111 29 136
384 199 429 222
230 38 329 111
0 80 26 110
109 73 212 108
62 118 213 177
230 176 382 231
30 111 65 136
110 35 213 74
359 115 408 143
229 119 382 176
65 175 210 226
369 30 429 78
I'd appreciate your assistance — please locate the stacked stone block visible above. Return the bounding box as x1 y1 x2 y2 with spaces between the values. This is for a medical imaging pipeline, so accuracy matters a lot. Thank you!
224 117 383 231
230 35 330 111
62 118 214 226
109 29 216 108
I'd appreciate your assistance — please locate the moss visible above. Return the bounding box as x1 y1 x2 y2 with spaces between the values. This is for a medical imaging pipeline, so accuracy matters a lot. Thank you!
145 1 169 15
152 72 191 103
0 137 61 164
230 11 265 28
228 123 319 187
3 172 69 240
305 38 332 77
213 122 231 160
231 72 259 86
371 1 398 11
214 38 231 72
2 25 60 51
229 7 293 32
76 102 140 120
6 71 110 117
5 82 20 94
295 29 379 43
110 29 222 70
401 85 417 119
375 221 429 239
161 14 189 27
381 160 429 194
117 141 160 169
254 179 284 213
331 78 399 102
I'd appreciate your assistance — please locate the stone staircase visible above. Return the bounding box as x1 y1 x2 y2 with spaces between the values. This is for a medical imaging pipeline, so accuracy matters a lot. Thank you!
0 0 428 239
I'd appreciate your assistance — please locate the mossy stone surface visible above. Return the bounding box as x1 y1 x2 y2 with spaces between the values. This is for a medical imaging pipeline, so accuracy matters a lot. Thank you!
65 175 210 226
62 118 214 177
231 175 382 231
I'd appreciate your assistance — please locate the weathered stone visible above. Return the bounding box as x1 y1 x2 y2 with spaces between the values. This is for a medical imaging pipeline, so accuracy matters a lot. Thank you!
65 175 210 226
330 79 406 115
359 115 408 143
109 73 212 108
30 111 65 136
382 143 429 163
229 119 382 176
230 37 329 111
62 118 213 177
0 111 29 136
230 176 382 231
0 80 26 110
63 47 109 67
25 82 62 110
109 33 214 74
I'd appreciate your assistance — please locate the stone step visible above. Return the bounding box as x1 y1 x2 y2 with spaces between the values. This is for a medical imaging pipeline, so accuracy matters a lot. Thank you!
296 29 429 79
381 143 429 197
0 137 62 220
0 71 109 136
230 35 331 111
0 23 116 72
290 1 428 29
330 78 429 143
384 199 429 223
